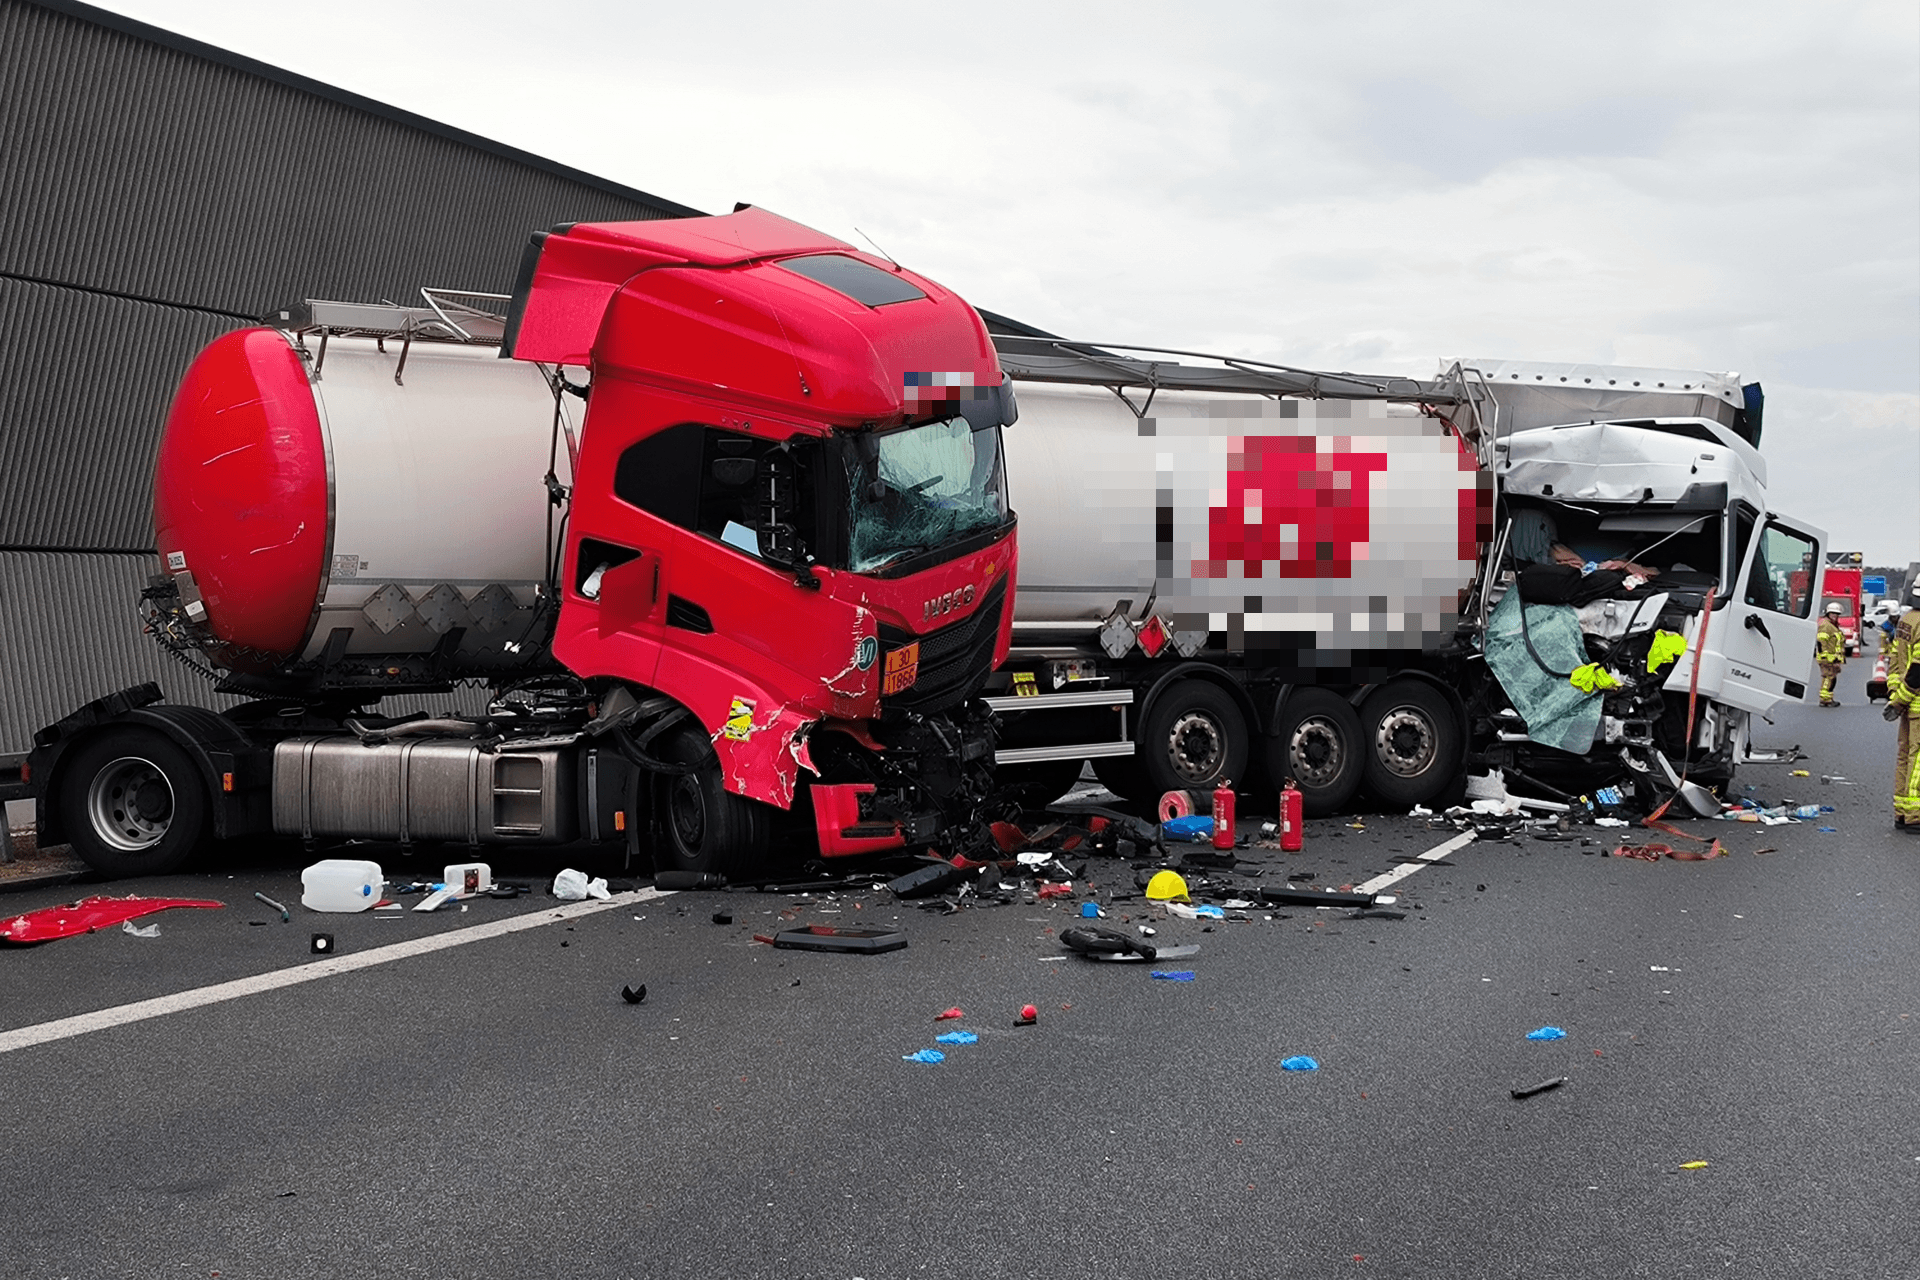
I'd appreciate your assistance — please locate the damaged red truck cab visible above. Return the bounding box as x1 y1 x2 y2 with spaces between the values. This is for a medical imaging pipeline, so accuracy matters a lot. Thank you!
508 208 1018 867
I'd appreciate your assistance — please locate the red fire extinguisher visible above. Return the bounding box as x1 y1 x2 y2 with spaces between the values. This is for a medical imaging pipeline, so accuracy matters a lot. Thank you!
1279 778 1303 852
1211 779 1236 850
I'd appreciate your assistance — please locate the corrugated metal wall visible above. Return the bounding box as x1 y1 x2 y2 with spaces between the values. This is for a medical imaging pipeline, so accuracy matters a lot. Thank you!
0 0 699 753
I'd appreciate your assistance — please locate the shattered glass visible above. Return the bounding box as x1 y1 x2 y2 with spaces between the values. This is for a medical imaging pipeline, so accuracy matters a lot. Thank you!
846 417 1008 573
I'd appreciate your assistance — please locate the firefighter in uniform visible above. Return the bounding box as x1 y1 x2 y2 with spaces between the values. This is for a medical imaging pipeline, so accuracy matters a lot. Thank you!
1816 602 1846 707
1884 583 1920 832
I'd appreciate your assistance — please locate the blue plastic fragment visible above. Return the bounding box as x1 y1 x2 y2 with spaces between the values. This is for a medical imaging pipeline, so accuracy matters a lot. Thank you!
1281 1055 1319 1071
1526 1026 1567 1041
1189 904 1226 919
902 1049 945 1064
1162 815 1213 840
935 1031 979 1045
1080 902 1101 918
1150 970 1196 981
1818 827 1837 833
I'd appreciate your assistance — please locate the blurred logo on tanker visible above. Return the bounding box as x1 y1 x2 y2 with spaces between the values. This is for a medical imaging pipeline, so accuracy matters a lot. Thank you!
1199 437 1388 580
923 583 976 622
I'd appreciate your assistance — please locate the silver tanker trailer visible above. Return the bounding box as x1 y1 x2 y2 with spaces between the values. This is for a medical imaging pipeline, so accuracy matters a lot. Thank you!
982 334 1826 816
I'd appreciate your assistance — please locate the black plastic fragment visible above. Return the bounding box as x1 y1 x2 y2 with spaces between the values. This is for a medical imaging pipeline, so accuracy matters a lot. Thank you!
1259 885 1381 908
655 870 727 890
1510 1075 1568 1100
1059 925 1156 961
887 862 966 899
772 925 908 954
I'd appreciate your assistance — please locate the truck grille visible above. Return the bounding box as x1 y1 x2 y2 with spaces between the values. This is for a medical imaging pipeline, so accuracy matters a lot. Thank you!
879 578 1006 716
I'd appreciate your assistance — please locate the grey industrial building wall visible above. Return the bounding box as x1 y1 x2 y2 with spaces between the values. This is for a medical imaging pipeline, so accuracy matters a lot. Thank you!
0 0 701 752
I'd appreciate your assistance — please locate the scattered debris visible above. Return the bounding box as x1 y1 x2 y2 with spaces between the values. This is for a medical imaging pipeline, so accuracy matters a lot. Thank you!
1149 970 1196 981
1 895 226 945
1280 1055 1319 1071
902 1049 945 1064
1526 1026 1567 1041
654 870 726 890
310 933 334 954
621 984 647 1004
1144 870 1191 902
1016 1004 1038 1026
253 892 290 922
935 1007 964 1021
935 1030 979 1045
552 869 611 901
768 925 907 954
712 912 733 925
1510 1076 1568 1100
301 859 384 913
120 920 160 938
887 862 966 899
1679 1160 1709 1170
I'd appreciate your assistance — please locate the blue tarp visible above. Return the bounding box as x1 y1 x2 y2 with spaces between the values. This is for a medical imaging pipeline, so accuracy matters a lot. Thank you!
1483 591 1603 754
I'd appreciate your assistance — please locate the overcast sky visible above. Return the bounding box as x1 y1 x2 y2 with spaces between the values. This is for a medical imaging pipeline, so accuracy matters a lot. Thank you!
99 0 1920 568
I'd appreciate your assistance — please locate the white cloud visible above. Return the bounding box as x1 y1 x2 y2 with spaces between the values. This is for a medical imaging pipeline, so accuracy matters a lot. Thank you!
97 0 1920 562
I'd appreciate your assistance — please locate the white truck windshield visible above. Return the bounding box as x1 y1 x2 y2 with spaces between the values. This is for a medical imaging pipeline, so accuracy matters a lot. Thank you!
846 417 1009 573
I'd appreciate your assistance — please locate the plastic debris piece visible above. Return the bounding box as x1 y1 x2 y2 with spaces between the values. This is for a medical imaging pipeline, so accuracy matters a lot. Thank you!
902 1049 945 1064
1817 827 1837 833
1166 903 1225 920
621 984 647 1004
1144 870 1191 902
1150 970 1196 981
1079 902 1101 918
1036 882 1073 900
1790 769 1809 777
935 1007 964 1020
887 862 966 899
935 1030 979 1045
772 925 908 954
1016 1003 1038 1026
0 895 226 945
1280 1055 1319 1071
253 892 290 922
121 920 160 938
712 911 733 925
553 868 591 901
1679 1160 1709 1170
1526 1026 1568 1040
654 870 726 890
310 933 334 954
1593 817 1629 828
1162 814 1213 841
1511 1076 1569 1100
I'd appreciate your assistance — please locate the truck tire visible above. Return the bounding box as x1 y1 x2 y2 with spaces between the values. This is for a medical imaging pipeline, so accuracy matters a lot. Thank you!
1358 680 1460 808
56 728 208 878
652 723 770 879
1137 680 1249 799
1267 689 1363 817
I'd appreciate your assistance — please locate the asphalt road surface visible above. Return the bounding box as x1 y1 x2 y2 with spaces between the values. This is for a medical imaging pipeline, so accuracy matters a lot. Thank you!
3 660 1915 1279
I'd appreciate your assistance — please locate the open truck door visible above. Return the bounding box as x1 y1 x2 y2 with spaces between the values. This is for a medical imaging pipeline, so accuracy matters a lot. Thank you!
1683 503 1825 715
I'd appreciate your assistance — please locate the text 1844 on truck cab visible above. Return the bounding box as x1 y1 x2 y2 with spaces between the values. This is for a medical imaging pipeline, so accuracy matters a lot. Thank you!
983 342 1825 815
29 208 1021 880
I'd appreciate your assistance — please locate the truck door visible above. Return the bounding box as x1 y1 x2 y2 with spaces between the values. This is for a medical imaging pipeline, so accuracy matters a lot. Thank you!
1704 506 1826 712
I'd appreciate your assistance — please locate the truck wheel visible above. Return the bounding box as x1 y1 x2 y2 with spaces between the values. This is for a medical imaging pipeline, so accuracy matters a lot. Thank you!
56 728 208 878
1358 681 1460 808
652 724 770 879
1267 689 1363 817
1138 681 1249 799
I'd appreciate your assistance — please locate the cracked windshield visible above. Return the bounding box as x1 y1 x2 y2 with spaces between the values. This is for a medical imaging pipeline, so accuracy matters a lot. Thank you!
846 416 1008 573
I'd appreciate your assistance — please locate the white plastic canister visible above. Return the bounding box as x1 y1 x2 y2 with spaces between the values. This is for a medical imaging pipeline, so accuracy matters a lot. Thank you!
301 859 385 912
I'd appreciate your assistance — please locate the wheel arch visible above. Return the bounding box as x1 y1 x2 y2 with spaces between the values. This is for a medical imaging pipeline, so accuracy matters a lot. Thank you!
30 686 268 845
1135 662 1261 743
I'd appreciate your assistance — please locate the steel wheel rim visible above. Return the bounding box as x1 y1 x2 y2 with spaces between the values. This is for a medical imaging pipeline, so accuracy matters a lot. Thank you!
1288 717 1345 788
1166 711 1225 785
86 756 174 852
1375 706 1437 778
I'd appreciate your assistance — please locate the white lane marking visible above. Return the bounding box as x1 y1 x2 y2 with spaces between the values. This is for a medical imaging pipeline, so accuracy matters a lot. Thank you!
0 888 674 1056
1355 831 1475 896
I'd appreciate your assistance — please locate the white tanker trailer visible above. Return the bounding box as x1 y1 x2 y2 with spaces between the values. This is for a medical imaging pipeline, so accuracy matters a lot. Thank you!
982 335 1827 815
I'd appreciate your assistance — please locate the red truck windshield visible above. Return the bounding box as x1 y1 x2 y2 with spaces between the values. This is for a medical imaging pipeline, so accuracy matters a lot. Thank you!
844 417 1010 574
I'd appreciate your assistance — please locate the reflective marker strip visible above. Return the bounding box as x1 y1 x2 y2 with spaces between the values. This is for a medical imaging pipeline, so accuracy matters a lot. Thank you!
1355 831 1475 896
0 888 673 1056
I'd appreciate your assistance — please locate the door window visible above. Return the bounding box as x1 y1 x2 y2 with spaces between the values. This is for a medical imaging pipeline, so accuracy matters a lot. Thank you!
1745 522 1818 617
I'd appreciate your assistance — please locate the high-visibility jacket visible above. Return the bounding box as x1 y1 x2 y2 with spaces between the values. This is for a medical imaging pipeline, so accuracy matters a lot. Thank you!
1816 618 1846 665
1888 611 1919 711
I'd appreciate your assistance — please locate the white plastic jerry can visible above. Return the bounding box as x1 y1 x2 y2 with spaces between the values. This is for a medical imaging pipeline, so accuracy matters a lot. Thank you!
301 859 385 912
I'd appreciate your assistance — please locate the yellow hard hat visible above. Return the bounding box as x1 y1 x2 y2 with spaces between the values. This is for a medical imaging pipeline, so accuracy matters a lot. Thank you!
1144 870 1191 902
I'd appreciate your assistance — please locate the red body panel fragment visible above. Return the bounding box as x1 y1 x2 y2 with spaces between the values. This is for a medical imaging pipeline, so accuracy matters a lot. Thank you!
0 896 225 944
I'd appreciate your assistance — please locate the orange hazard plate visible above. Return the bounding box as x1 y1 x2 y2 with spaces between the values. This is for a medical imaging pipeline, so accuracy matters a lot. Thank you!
883 642 920 695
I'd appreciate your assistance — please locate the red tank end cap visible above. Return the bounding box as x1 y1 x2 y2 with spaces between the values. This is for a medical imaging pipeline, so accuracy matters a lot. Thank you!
153 328 327 659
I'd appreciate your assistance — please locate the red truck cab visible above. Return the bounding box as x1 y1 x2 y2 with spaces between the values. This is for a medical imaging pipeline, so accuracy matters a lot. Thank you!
506 208 1018 872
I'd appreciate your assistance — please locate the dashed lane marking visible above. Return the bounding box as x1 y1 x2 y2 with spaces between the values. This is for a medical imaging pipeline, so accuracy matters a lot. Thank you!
0 888 674 1056
1355 831 1476 897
